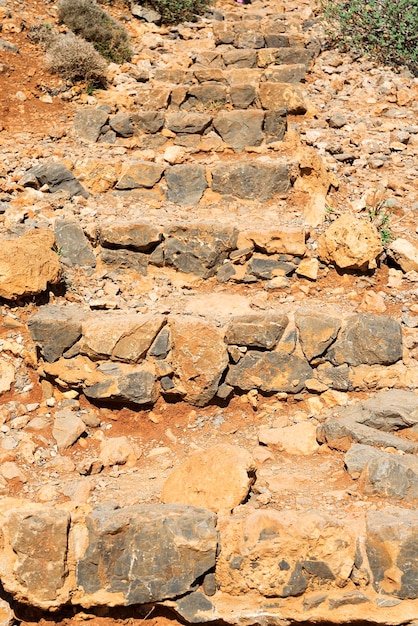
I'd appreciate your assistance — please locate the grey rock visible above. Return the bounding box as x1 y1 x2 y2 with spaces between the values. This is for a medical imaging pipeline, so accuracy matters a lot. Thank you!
213 110 264 152
226 351 313 393
164 224 237 278
342 389 418 432
247 255 291 279
187 84 227 106
236 31 265 49
224 314 289 349
366 508 418 599
132 110 165 133
28 304 85 363
109 112 134 137
165 112 212 134
263 32 290 47
165 164 208 205
315 363 351 391
211 162 289 201
149 327 171 358
328 113 347 128
77 504 217 605
230 84 256 109
295 311 341 362
131 3 162 23
223 49 257 68
19 163 89 198
317 418 418 454
98 249 148 275
174 591 215 623
85 370 158 406
364 455 418 499
328 592 369 609
54 219 96 268
74 107 109 142
264 109 287 143
345 443 397 477
327 314 402 366
0 39 19 52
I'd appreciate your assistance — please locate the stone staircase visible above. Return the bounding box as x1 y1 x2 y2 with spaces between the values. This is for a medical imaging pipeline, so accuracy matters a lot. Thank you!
3 1 418 625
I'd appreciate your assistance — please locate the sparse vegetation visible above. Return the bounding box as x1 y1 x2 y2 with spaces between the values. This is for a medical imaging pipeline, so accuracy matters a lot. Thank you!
57 0 132 63
368 201 393 246
320 0 418 76
46 33 108 85
145 0 212 25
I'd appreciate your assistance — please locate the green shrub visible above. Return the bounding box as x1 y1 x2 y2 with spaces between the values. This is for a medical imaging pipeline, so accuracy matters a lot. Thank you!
320 0 418 75
46 33 108 84
57 0 132 63
145 0 212 25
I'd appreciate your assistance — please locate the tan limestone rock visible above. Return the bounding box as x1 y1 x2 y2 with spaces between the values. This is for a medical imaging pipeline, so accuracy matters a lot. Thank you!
258 422 319 455
388 238 418 273
295 257 319 280
246 228 306 256
99 436 138 467
0 230 61 300
42 355 107 388
161 444 256 513
170 316 229 406
318 215 383 271
216 509 356 596
258 82 307 114
0 359 15 394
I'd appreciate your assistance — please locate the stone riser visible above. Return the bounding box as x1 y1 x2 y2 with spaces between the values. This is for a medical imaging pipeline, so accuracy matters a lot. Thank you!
29 305 406 409
1 501 417 623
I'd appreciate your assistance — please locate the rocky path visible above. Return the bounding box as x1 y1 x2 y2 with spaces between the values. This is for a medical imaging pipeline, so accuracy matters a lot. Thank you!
1 0 418 624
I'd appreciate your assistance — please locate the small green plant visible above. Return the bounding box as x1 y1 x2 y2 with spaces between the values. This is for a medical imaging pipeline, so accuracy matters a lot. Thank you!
320 0 418 76
145 0 212 25
46 33 108 85
368 201 393 246
57 0 132 63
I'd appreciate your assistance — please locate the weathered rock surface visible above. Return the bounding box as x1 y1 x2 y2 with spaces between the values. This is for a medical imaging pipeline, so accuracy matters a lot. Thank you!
0 230 61 300
318 215 383 271
211 162 289 201
226 351 313 393
295 310 341 361
28 305 85 363
161 444 255 512
76 504 217 606
259 422 319 455
224 314 288 349
170 317 229 406
19 162 89 198
388 238 418 272
54 219 96 268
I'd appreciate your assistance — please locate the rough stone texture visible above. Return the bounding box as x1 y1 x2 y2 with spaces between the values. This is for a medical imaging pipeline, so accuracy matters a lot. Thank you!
217 509 356 597
345 443 418 499
98 221 162 251
327 314 402 366
224 314 288 349
318 215 383 271
258 82 307 113
115 161 165 189
85 366 158 406
366 508 418 598
164 224 237 278
98 249 148 275
340 390 418 432
212 111 265 152
264 63 307 83
258 422 320 455
0 599 13 626
264 109 287 142
19 162 89 198
53 410 87 450
54 219 96 268
132 110 165 133
226 351 313 393
165 164 208 205
0 359 14 394
74 108 109 142
165 112 212 134
76 504 217 606
246 228 306 255
161 444 255 512
223 49 257 68
0 509 70 608
211 162 289 201
0 230 61 300
170 317 229 406
109 112 134 137
388 238 418 272
230 84 257 108
80 314 166 362
295 311 341 361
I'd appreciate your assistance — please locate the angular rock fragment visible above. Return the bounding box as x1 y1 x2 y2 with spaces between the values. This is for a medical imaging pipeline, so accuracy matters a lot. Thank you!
54 219 96 268
165 164 208 205
19 162 89 198
161 444 255 512
212 111 264 152
318 215 382 271
295 310 341 361
224 314 288 349
98 221 163 251
211 162 289 201
76 504 217 606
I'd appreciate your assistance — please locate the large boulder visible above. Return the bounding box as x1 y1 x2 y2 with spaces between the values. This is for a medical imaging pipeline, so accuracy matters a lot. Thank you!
28 304 85 363
0 230 61 300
